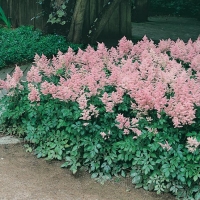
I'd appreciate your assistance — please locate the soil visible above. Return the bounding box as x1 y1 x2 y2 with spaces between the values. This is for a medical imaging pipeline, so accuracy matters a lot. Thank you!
0 142 175 200
1 16 199 200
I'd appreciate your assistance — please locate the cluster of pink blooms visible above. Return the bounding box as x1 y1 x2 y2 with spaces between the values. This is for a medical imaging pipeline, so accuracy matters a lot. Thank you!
186 137 200 153
100 130 111 140
158 140 172 151
27 65 42 83
28 83 40 102
115 114 141 137
101 88 124 112
79 104 99 120
0 66 23 91
1 36 200 141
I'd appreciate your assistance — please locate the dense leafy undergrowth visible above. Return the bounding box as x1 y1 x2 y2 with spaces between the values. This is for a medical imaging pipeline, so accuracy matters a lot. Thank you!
1 36 200 199
0 26 83 68
149 0 200 19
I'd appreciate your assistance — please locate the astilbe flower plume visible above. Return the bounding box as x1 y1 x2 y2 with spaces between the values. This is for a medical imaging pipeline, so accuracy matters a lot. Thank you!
24 36 200 129
27 65 42 83
0 66 23 91
186 137 200 153
28 83 40 102
158 141 172 151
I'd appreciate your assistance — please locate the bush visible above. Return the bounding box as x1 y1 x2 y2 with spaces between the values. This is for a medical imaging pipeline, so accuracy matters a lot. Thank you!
149 0 200 19
0 26 83 68
1 36 200 199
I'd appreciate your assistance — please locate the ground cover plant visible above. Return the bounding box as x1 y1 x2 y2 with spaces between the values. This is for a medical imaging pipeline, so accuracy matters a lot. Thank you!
0 36 200 199
0 26 83 68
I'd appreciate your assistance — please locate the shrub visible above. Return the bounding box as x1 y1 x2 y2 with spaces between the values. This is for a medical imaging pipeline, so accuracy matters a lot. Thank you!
1 36 200 199
0 26 83 68
149 0 200 19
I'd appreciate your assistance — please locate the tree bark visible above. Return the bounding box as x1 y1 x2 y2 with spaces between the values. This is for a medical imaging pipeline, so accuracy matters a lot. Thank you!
67 0 89 43
87 0 124 44
133 0 149 22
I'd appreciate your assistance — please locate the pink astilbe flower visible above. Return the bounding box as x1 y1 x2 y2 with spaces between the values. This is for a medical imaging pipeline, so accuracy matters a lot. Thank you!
116 114 141 137
130 128 142 137
100 88 124 112
52 48 75 72
5 74 18 90
27 65 42 83
77 94 88 109
88 104 99 117
100 92 115 112
83 123 89 126
170 39 188 62
27 36 200 130
28 84 40 102
55 85 73 101
0 66 23 91
100 130 110 139
123 129 130 135
34 54 54 77
145 127 158 134
131 36 156 57
40 81 55 95
158 39 174 53
79 104 99 120
190 54 200 72
115 114 130 129
117 36 134 55
186 137 200 153
158 141 172 151
12 66 23 82
164 76 200 127
111 88 124 104
100 132 107 139
96 42 109 60
80 109 91 120
170 39 198 63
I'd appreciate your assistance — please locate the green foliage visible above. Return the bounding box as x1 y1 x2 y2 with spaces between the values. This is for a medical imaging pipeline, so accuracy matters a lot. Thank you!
149 0 200 19
0 26 83 68
39 0 75 27
0 6 11 28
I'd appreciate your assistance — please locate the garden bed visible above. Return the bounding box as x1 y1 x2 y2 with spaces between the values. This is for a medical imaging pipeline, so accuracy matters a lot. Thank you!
1 36 200 199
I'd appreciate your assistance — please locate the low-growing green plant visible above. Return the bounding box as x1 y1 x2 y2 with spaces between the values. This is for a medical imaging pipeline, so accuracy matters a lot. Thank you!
0 26 83 68
1 36 200 199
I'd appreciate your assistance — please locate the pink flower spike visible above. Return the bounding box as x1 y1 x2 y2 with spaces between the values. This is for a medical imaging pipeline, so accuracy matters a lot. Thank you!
158 141 172 151
28 86 40 102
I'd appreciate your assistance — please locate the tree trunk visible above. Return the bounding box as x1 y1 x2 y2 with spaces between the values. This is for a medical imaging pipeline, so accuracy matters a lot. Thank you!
87 0 124 44
133 0 149 22
67 0 89 43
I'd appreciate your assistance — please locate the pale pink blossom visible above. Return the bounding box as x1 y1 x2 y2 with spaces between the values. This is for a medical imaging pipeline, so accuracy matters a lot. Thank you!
158 141 172 151
186 137 200 152
77 94 88 109
80 109 91 120
28 84 40 102
0 66 23 91
27 66 42 83
123 129 130 135
100 132 107 139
